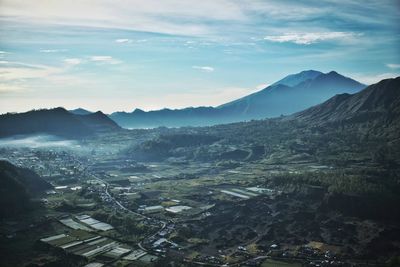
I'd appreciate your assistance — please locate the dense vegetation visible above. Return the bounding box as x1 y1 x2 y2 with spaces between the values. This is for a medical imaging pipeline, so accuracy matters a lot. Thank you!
0 108 119 138
0 160 52 218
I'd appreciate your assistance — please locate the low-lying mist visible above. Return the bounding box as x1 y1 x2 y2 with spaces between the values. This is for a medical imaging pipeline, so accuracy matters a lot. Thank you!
0 135 79 148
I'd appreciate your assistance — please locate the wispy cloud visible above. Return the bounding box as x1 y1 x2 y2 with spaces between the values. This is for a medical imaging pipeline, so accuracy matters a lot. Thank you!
0 83 26 94
115 38 147 44
64 58 82 66
0 51 10 58
89 56 121 64
192 66 214 72
39 49 67 53
0 0 243 37
386 63 400 69
115 39 133 44
264 32 360 45
0 61 61 81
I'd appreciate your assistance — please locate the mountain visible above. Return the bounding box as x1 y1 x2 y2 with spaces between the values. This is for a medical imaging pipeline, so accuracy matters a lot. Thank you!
0 160 52 218
0 107 120 138
271 70 323 87
293 77 400 128
69 108 92 115
218 71 366 120
78 111 121 132
110 70 366 128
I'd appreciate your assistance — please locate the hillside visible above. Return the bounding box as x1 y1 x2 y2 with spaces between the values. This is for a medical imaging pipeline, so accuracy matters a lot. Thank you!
110 70 365 128
77 111 121 132
0 160 52 218
294 77 400 124
0 108 120 138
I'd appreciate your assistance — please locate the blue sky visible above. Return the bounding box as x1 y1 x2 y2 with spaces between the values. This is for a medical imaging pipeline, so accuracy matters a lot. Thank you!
0 0 399 113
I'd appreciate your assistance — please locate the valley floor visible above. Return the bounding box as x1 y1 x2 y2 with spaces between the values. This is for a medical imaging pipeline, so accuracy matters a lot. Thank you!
1 131 399 267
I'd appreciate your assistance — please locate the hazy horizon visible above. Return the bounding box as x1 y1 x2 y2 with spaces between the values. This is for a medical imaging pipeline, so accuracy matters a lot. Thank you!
1 0 399 113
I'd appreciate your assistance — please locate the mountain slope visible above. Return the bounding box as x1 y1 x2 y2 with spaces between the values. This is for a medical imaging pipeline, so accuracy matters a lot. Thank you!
78 111 120 132
110 70 365 128
0 160 52 218
218 71 365 120
0 108 120 138
293 77 400 126
271 70 322 87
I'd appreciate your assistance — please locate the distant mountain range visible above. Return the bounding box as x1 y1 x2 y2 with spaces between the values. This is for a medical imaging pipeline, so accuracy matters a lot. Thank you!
109 70 366 128
0 70 383 138
0 107 120 138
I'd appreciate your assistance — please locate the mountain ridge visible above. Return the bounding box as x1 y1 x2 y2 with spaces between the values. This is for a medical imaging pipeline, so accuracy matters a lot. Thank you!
0 107 120 138
293 77 400 126
110 70 365 128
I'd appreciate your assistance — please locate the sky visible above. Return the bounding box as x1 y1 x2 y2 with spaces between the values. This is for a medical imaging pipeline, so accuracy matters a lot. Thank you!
0 0 399 113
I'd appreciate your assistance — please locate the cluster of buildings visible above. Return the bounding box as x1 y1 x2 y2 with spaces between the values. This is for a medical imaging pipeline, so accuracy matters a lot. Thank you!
138 204 193 215
40 231 151 265
59 215 113 232
40 214 157 265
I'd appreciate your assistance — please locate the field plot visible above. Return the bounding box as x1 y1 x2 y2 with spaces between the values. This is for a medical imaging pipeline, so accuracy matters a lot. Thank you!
76 215 114 231
59 218 93 231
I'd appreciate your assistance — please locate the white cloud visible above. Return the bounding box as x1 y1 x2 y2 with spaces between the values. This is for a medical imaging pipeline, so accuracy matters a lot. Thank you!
39 49 67 53
64 58 82 66
192 65 214 72
264 32 360 45
0 60 92 89
115 39 147 44
0 51 10 59
0 0 397 41
90 56 112 61
0 0 247 37
0 61 62 81
386 63 400 69
115 39 133 43
0 83 26 93
89 56 122 64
